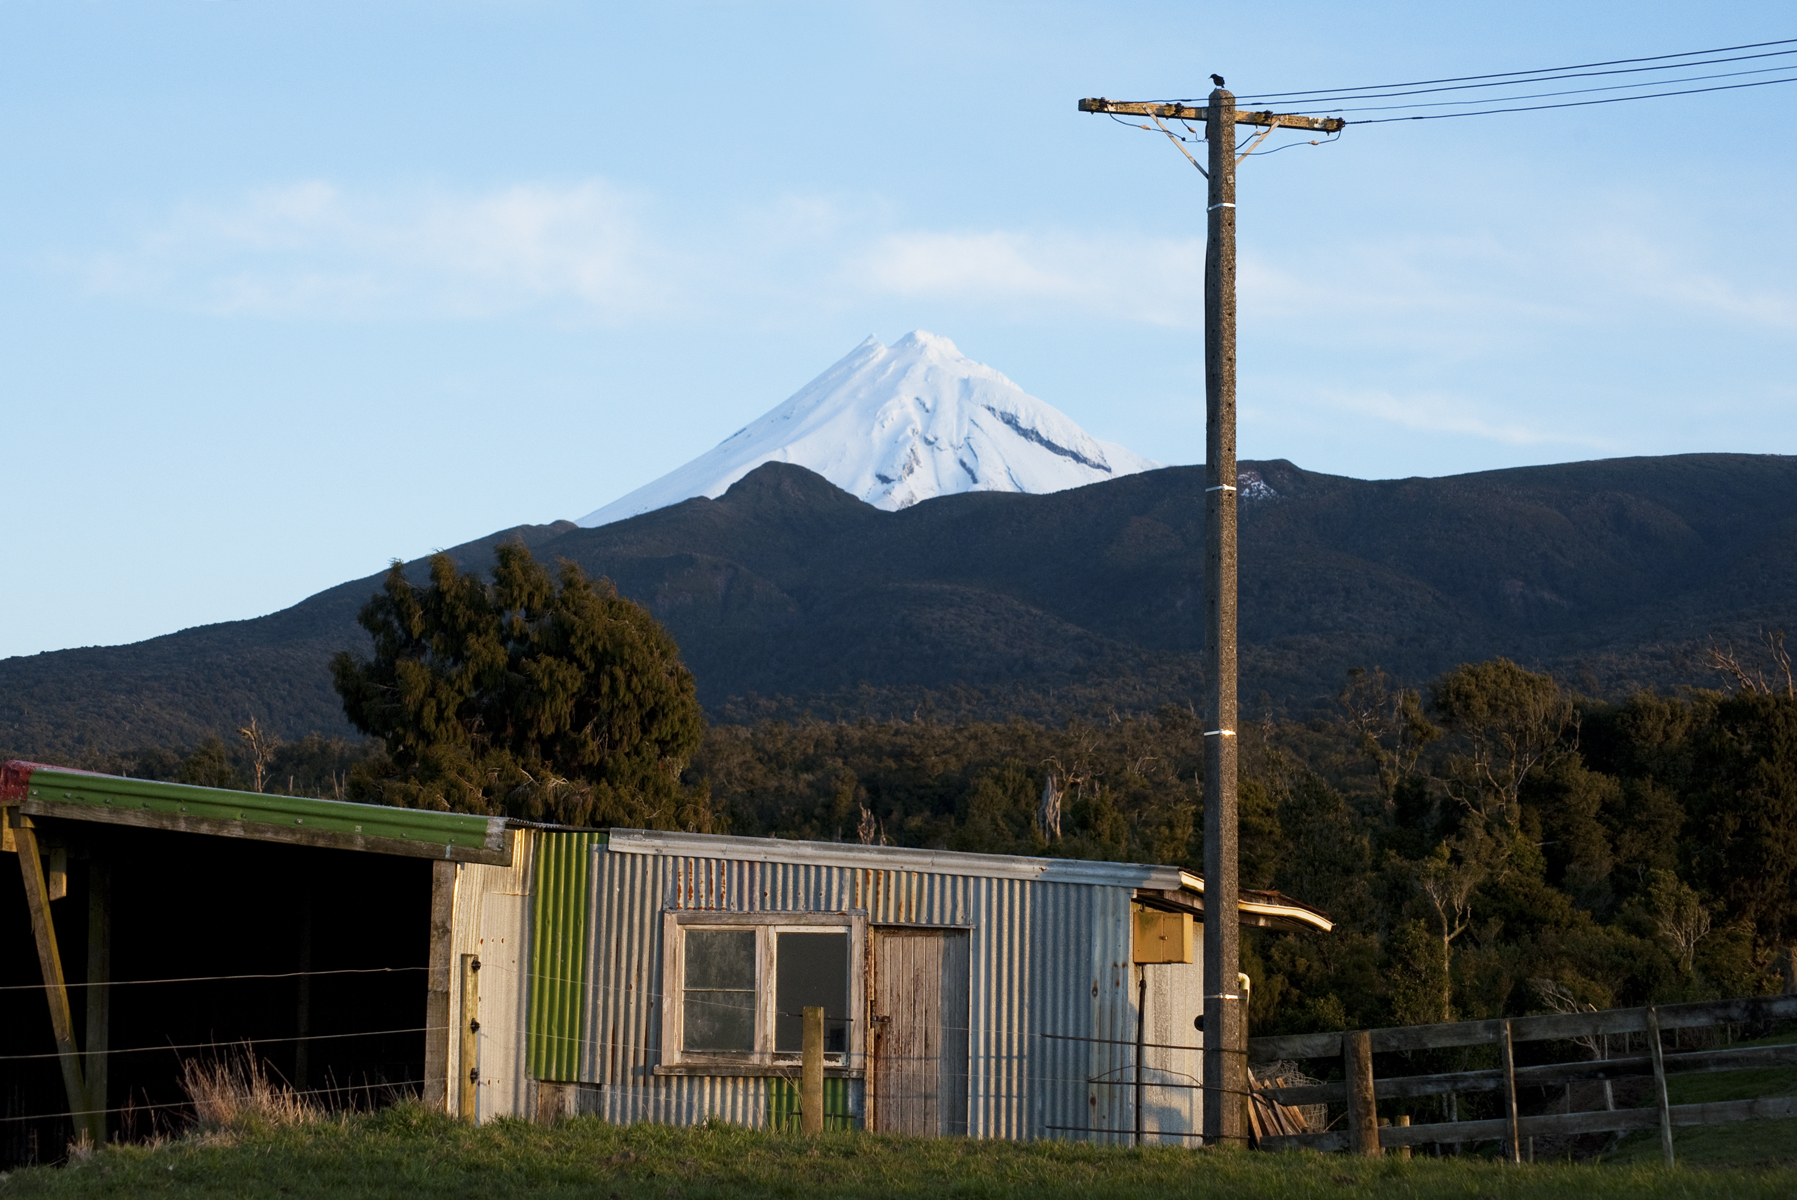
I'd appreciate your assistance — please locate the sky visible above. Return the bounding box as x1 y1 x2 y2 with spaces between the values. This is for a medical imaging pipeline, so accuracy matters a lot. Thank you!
2 1 1793 660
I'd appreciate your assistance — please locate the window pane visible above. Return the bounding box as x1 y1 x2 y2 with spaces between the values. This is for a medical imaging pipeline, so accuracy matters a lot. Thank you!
684 990 756 1052
685 929 756 990
684 929 757 1053
775 931 849 1054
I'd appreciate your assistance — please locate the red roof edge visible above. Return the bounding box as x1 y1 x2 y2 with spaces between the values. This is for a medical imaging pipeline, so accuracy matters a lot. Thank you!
2 759 110 804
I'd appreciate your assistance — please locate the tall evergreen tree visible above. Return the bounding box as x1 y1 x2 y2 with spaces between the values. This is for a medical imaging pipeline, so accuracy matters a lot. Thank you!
331 542 712 828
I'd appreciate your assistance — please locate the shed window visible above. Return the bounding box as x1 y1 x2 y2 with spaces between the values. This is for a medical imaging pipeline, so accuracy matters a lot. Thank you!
683 930 758 1052
775 931 849 1054
661 912 866 1071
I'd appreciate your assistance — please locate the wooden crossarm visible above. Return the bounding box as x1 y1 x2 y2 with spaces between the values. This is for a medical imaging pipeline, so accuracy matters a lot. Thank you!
1078 98 1346 133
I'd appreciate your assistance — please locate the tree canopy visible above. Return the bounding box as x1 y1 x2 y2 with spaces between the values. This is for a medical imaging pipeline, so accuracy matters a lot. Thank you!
331 543 712 828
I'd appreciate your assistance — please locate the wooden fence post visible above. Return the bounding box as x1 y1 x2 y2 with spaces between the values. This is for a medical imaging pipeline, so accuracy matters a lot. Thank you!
1646 1005 1674 1167
801 1006 825 1134
1343 1030 1379 1156
460 955 481 1123
1499 1020 1521 1164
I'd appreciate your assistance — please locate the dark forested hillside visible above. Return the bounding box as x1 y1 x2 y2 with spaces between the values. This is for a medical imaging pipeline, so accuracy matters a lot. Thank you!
4 452 1796 760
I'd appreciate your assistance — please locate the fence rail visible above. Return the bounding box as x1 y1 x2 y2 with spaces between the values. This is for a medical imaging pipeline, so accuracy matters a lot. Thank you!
1246 993 1797 1163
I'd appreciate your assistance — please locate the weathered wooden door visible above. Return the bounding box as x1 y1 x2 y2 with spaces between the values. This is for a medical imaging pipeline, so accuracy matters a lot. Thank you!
869 928 969 1136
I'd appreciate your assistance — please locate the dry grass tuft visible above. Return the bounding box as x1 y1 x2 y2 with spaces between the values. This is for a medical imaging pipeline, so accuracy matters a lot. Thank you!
179 1048 319 1132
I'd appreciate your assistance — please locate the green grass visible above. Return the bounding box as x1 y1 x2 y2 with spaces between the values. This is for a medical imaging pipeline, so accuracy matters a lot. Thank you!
4 1105 1796 1200
1601 1033 1797 1170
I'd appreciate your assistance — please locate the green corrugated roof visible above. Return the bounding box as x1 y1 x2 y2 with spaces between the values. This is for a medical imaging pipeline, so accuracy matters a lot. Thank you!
9 763 506 860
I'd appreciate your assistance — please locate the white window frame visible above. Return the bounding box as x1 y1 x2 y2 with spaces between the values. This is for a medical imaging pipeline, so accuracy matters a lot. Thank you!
658 909 867 1075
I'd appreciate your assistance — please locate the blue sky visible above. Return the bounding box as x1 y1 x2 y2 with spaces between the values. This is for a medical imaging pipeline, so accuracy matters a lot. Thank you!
2 1 1793 660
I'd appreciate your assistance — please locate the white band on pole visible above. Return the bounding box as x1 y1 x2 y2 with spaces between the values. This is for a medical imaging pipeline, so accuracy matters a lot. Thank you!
1207 202 1236 211
1205 484 1236 492
1203 730 1236 737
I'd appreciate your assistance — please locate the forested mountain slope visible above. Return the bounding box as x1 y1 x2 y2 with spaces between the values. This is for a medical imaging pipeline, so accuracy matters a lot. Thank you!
4 453 1794 759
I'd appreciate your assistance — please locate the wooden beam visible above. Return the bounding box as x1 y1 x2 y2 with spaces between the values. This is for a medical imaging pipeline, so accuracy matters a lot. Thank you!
1260 1095 1797 1153
21 798 511 866
15 818 101 1147
1260 1040 1797 1106
1250 993 1797 1062
422 860 456 1112
1078 98 1346 134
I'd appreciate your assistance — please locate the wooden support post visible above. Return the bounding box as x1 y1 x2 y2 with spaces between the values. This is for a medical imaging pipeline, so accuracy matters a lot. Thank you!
801 1006 825 1134
1078 82 1340 1156
1647 1005 1674 1167
1394 1114 1411 1160
1499 1020 1521 1164
459 954 482 1122
15 819 101 1147
85 848 112 1141
1201 81 1247 1152
423 860 456 1111
1344 1030 1379 1156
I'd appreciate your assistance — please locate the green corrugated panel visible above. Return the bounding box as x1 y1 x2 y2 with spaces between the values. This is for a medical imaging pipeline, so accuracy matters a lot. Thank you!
529 830 605 1081
19 766 501 852
767 1078 858 1132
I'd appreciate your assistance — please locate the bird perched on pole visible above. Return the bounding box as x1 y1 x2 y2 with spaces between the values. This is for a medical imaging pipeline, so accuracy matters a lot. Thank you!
1210 73 1225 87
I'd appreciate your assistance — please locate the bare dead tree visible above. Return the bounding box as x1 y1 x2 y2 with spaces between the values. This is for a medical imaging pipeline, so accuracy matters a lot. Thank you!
237 717 278 794
1036 771 1063 841
1531 979 1615 1113
1707 630 1795 697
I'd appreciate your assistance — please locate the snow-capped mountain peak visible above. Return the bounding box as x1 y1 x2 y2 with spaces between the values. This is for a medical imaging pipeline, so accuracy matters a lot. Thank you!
576 331 1161 527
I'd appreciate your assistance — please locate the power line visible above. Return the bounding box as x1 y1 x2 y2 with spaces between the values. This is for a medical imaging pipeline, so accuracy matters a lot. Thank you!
0 965 427 993
1345 73 1797 124
1212 35 1797 102
1272 52 1797 110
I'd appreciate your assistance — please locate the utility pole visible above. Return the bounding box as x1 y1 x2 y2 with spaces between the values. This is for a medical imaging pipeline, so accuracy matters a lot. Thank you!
1078 89 1343 1149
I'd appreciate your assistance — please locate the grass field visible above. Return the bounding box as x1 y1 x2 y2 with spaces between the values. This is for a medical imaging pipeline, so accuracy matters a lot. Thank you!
1599 1032 1797 1171
3 1105 1796 1200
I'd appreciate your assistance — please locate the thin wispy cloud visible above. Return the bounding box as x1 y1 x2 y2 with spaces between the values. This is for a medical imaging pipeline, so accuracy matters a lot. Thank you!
78 180 678 321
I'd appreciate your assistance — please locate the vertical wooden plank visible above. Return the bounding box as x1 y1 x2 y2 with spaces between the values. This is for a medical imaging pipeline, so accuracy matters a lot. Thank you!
459 954 482 1122
1647 1005 1675 1167
940 931 970 1137
85 848 112 1143
1499 1021 1520 1164
1343 1030 1379 1156
422 860 456 1111
15 820 98 1146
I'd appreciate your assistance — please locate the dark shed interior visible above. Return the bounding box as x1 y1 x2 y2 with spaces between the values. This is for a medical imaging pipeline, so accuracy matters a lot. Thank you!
3 819 429 1167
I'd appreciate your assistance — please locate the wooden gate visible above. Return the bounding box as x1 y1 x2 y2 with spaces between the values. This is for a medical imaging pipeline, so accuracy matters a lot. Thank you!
869 928 969 1136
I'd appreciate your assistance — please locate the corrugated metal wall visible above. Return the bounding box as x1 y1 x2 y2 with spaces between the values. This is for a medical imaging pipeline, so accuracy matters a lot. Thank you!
528 831 606 1082
553 845 1195 1143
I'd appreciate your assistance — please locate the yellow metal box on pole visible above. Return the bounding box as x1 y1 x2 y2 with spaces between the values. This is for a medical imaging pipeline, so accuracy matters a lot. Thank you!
1132 909 1193 963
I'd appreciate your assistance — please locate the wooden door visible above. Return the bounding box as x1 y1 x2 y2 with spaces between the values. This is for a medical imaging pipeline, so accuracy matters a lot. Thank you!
476 893 526 1118
869 928 969 1136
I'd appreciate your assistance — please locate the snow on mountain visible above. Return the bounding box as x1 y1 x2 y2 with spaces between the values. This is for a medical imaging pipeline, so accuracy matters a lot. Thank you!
577 331 1161 528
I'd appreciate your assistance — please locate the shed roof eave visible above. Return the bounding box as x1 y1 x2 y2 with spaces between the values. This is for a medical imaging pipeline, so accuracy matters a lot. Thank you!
3 760 511 864
604 828 1189 890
